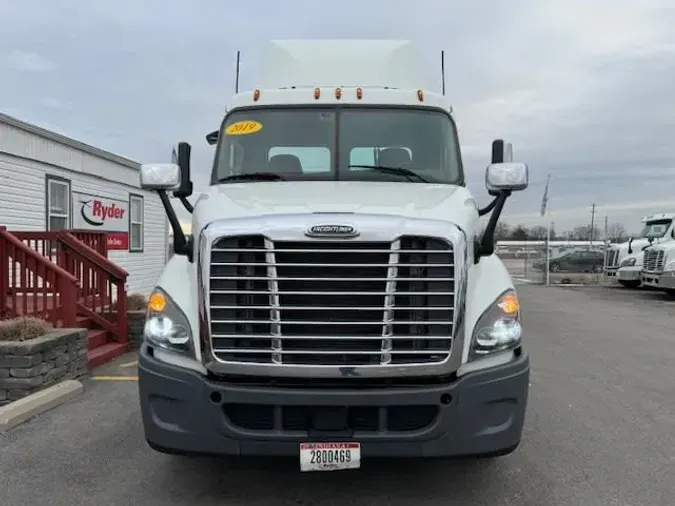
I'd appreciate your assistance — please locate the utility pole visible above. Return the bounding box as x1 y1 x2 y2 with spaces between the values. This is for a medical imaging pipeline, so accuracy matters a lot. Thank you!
590 203 596 245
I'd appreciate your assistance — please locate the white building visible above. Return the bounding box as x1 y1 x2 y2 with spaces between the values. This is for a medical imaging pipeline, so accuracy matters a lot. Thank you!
0 113 168 295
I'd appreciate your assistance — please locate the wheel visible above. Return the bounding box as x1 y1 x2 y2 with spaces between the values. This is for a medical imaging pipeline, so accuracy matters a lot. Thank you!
618 280 641 289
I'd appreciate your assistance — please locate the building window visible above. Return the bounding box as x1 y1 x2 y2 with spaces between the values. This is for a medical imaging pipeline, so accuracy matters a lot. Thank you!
129 194 144 252
46 175 71 231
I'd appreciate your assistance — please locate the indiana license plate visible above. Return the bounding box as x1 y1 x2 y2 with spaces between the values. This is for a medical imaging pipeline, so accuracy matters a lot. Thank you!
299 442 361 472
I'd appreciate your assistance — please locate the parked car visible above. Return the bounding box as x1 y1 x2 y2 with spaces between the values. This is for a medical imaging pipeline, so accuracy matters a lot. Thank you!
532 249 605 272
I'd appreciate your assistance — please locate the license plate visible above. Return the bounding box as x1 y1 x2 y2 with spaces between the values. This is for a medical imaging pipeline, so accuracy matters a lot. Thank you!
299 442 361 472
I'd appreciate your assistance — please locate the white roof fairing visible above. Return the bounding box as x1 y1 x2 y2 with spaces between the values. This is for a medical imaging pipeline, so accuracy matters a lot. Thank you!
254 39 436 91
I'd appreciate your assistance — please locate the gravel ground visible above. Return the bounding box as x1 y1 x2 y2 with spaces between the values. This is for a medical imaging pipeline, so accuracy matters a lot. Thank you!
1 283 674 506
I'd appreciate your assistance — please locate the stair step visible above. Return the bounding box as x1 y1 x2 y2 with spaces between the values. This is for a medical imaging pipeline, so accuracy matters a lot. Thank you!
88 342 128 369
88 329 109 350
77 316 95 329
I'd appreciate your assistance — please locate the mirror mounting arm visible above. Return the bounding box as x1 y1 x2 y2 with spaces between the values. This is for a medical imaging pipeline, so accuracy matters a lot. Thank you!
478 196 499 216
158 190 193 262
178 195 194 214
475 189 511 263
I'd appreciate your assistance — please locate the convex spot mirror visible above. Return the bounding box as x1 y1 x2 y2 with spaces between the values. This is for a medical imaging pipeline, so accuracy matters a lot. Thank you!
485 162 529 192
140 163 182 191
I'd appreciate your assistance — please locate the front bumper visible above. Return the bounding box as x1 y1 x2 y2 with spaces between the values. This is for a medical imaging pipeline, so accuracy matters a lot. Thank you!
604 267 618 278
617 266 642 281
642 271 675 289
138 345 530 459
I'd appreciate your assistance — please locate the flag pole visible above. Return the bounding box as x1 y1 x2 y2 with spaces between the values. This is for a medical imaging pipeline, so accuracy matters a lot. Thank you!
541 173 551 285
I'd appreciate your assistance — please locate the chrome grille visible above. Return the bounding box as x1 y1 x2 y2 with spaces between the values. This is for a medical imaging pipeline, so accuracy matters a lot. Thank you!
644 249 665 272
208 235 454 366
605 248 619 268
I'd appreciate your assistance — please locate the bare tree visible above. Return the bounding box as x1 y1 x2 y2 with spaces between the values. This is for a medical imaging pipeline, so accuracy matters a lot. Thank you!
510 225 529 240
494 222 511 240
571 225 602 241
529 225 548 240
606 222 628 242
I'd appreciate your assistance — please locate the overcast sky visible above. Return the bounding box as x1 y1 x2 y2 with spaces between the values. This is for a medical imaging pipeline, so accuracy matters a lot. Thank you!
1 0 674 232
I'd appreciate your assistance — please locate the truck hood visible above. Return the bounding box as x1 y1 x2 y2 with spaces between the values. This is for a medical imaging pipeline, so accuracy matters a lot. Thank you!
192 181 479 232
612 238 651 256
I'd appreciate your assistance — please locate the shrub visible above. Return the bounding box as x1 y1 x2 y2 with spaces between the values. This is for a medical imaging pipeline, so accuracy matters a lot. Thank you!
126 293 148 311
0 317 53 342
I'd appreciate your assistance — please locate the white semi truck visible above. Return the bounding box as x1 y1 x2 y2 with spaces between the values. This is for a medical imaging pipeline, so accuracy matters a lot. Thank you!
603 213 675 288
641 239 675 295
136 40 530 472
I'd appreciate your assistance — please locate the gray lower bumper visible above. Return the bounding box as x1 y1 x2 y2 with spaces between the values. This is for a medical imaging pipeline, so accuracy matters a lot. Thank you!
138 345 530 459
642 272 675 289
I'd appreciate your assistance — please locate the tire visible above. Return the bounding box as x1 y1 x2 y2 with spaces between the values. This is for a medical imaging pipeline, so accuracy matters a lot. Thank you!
618 280 641 289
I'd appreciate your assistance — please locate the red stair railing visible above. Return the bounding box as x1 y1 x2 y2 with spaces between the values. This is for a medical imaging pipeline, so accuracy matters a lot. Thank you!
0 227 78 326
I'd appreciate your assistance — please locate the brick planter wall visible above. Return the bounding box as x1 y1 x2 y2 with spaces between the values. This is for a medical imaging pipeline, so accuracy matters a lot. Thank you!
0 329 88 406
128 311 145 349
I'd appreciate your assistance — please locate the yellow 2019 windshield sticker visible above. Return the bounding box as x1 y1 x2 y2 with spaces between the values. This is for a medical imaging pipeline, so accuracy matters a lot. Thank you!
225 120 262 135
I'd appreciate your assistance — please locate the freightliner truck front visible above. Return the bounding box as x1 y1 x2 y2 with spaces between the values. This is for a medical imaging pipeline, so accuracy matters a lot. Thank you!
137 39 531 472
603 213 675 288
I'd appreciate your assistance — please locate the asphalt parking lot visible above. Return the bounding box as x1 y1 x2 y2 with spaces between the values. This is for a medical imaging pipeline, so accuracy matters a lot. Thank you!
1 283 674 506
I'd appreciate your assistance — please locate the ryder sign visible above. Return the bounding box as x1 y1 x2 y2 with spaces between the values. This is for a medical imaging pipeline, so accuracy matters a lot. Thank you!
72 192 129 250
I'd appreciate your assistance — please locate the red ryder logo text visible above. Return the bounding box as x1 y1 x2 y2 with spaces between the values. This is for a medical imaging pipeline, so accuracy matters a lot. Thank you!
92 200 125 220
74 192 130 232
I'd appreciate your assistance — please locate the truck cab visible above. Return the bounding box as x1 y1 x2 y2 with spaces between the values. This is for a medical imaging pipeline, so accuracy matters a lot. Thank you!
604 213 675 288
641 239 675 295
136 40 530 471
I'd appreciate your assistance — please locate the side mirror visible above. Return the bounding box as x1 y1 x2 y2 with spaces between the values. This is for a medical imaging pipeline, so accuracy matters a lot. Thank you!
485 162 529 192
140 163 181 191
172 142 193 198
206 130 219 145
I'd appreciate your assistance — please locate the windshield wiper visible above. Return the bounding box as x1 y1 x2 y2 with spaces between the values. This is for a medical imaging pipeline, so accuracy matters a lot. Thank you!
218 172 287 182
347 164 430 183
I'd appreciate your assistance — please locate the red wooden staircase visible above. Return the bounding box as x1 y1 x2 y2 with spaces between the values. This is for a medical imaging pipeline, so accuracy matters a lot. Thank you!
0 228 130 368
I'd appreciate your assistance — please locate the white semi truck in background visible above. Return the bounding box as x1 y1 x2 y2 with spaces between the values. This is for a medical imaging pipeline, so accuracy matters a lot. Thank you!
641 239 675 295
136 40 530 472
603 213 675 288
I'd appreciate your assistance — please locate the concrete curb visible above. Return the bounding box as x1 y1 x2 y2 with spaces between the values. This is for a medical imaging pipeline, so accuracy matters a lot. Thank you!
0 379 83 434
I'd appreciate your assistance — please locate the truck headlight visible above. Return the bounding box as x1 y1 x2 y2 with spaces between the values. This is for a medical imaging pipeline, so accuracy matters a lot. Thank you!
469 290 522 360
620 258 636 267
144 287 194 356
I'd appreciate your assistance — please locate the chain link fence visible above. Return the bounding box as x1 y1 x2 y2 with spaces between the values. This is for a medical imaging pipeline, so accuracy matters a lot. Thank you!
497 241 609 285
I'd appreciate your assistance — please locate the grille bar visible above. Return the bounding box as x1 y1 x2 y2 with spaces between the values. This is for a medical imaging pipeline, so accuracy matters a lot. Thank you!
212 349 447 355
644 249 665 272
208 235 455 367
211 262 453 268
212 248 451 254
211 276 455 282
212 334 453 340
211 306 454 311
211 290 454 296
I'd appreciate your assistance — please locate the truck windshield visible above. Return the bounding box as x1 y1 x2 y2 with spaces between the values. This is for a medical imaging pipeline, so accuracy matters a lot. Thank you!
211 107 463 185
638 219 672 239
